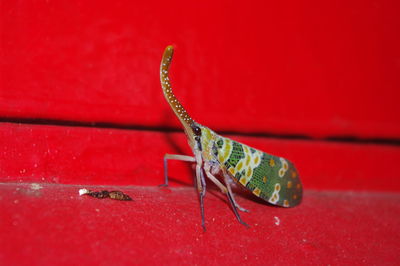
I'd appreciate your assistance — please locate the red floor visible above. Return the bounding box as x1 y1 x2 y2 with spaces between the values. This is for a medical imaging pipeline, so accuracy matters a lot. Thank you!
1 183 399 265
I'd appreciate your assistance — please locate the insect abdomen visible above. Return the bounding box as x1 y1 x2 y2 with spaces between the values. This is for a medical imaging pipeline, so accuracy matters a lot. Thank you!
214 136 302 207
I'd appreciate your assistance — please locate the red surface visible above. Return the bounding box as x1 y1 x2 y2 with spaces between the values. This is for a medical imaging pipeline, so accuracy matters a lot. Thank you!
1 122 400 191
1 0 400 265
1 0 400 138
1 183 400 265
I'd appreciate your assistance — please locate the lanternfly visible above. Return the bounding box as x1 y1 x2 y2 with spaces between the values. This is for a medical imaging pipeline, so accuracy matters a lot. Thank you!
160 46 302 230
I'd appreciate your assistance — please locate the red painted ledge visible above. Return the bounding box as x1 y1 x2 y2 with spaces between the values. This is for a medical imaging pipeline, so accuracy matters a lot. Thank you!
1 123 400 191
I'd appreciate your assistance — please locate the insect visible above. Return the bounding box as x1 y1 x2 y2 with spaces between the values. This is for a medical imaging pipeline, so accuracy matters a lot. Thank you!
79 189 133 201
160 45 302 230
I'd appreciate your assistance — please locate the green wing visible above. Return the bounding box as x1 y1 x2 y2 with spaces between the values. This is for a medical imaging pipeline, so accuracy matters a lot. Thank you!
215 136 302 207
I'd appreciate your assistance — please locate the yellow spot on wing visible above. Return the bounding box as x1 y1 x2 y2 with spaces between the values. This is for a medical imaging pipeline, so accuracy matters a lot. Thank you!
253 156 259 165
229 168 235 176
246 155 251 166
243 146 249 154
236 161 243 171
287 181 293 189
218 154 224 163
270 194 278 203
239 176 247 186
283 200 289 207
253 187 261 197
291 171 297 178
269 159 275 167
246 167 253 178
223 140 232 160
263 176 267 183
269 183 282 204
279 169 285 177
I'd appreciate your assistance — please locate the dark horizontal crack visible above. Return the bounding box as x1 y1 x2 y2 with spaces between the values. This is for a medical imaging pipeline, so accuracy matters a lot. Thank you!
0 117 399 146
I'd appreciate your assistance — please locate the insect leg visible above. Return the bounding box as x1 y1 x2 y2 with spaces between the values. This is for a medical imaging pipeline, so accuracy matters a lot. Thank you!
203 165 249 227
196 162 207 231
226 191 249 227
223 173 250 213
203 165 227 193
161 154 195 186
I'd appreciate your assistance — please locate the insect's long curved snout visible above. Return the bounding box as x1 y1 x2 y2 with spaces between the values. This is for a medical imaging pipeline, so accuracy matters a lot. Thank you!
160 45 194 131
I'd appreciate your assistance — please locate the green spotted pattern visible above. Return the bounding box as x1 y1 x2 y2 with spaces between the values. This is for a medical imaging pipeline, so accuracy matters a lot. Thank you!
215 137 302 207
246 154 279 196
224 141 245 169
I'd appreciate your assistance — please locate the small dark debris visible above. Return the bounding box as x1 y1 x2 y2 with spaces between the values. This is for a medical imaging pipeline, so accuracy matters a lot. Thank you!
80 189 132 201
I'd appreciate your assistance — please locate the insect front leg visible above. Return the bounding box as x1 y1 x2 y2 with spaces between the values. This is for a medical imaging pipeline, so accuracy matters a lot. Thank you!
195 158 207 231
161 154 195 186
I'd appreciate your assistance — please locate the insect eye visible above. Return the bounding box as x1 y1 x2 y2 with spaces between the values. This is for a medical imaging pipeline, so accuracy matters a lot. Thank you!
192 126 201 136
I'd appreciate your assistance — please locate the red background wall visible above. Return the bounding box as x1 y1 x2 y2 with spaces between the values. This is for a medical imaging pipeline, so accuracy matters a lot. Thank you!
2 0 400 138
1 0 400 265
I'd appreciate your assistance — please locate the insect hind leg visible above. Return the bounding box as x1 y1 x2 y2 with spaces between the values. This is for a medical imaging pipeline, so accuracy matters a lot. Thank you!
223 174 250 213
203 164 249 228
226 190 250 228
161 154 195 187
